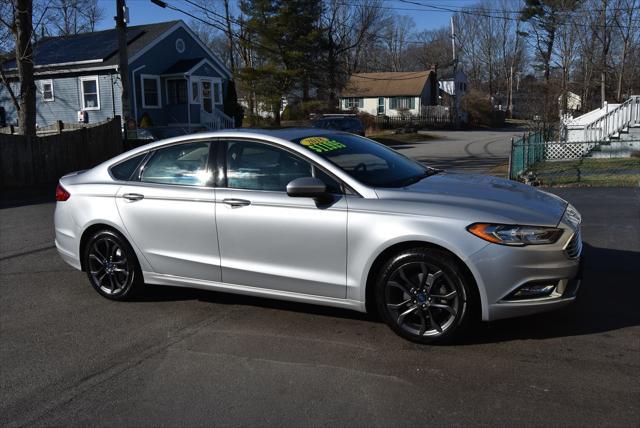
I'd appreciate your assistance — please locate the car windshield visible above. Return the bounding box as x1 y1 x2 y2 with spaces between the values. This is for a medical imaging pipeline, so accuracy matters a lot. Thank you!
292 133 435 188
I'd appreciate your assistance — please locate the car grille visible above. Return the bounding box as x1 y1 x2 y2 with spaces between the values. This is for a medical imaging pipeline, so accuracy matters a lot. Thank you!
565 229 582 259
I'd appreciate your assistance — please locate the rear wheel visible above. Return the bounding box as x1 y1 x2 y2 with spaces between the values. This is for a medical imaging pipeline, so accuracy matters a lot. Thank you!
84 230 143 300
375 248 474 344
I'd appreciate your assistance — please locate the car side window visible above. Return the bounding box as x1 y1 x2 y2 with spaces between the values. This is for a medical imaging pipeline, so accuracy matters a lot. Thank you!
110 153 146 181
141 142 211 186
226 141 311 192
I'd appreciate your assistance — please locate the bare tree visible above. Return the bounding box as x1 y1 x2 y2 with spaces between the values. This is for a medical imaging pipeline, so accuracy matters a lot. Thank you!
0 0 36 136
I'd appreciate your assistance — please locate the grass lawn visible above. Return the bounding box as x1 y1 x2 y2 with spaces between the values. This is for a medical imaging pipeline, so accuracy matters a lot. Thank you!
531 157 640 187
368 132 438 146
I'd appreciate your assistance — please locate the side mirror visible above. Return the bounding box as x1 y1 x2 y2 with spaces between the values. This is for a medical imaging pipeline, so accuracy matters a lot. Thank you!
286 177 328 199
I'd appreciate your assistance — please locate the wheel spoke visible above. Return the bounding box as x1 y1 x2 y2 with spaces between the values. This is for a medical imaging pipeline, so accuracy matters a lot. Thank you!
90 267 104 275
398 265 416 289
427 308 443 333
397 305 417 325
425 270 443 294
417 310 427 336
93 245 107 263
431 303 457 317
386 298 411 310
89 254 105 266
431 290 457 300
387 280 412 296
418 262 428 288
109 275 116 292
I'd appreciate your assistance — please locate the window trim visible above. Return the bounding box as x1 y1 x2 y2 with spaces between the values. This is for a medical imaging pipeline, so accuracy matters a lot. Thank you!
165 78 188 105
79 75 100 111
111 138 358 195
141 74 162 109
190 78 200 104
41 79 54 102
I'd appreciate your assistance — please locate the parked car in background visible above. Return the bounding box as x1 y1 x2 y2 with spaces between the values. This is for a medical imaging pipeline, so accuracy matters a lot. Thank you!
54 129 582 344
312 115 365 136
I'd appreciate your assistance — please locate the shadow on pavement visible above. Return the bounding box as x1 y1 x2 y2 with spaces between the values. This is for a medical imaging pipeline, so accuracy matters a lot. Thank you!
132 242 639 343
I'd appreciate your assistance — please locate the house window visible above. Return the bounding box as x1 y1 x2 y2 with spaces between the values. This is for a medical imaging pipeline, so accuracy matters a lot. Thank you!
213 82 222 104
191 81 200 103
390 97 415 110
80 76 100 110
41 80 54 102
141 75 161 108
167 79 187 105
344 98 363 109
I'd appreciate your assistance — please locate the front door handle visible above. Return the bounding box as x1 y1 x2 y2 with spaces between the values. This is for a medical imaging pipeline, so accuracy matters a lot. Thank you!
123 193 144 201
222 198 251 207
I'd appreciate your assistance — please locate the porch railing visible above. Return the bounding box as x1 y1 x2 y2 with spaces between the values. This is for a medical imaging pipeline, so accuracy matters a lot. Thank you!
202 109 235 130
581 96 640 142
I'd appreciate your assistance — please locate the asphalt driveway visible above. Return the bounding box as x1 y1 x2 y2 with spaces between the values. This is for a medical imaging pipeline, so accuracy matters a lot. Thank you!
1 187 638 426
391 128 524 174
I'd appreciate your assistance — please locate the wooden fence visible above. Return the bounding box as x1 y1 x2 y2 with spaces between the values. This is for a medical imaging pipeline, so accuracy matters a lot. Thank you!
0 117 122 189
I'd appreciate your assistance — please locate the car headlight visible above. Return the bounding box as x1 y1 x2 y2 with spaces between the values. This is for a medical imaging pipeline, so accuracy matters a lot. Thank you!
467 223 563 246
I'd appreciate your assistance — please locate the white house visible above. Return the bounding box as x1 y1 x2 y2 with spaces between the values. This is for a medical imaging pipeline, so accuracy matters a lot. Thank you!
438 66 468 98
339 70 438 116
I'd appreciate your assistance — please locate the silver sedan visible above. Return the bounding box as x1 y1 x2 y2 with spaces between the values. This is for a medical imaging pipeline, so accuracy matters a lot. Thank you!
54 129 582 343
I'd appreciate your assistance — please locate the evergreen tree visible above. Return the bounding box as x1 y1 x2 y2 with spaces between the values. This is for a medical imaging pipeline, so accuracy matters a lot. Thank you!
238 0 322 126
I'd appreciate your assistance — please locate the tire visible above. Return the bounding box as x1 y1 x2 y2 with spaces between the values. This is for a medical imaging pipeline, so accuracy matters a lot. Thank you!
375 248 475 344
83 229 143 300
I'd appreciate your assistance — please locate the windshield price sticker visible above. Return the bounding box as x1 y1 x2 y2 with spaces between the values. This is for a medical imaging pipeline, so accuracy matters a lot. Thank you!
300 137 346 153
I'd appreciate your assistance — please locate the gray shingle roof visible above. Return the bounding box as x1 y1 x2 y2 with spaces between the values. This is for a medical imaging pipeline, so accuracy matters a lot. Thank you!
3 21 179 73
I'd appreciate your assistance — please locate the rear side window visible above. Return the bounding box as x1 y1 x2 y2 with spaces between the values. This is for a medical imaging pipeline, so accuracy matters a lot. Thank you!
141 142 211 186
110 153 146 181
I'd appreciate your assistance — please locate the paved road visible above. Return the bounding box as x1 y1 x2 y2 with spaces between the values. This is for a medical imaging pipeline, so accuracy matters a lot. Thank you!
1 187 638 426
390 128 524 174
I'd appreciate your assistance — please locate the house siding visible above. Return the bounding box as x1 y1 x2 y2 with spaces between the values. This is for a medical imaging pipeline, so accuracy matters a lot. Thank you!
1 22 231 129
342 96 421 116
0 72 122 127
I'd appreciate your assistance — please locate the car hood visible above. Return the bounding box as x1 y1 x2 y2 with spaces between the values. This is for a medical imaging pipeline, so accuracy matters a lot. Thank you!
374 172 568 226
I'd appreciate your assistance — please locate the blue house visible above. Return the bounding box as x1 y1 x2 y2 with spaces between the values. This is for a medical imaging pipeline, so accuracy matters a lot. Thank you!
0 20 234 131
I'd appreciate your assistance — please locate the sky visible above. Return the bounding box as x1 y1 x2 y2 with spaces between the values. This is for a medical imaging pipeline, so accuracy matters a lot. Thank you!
96 0 479 33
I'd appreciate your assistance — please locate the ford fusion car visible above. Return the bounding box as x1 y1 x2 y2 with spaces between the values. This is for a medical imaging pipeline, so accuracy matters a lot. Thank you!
54 129 582 343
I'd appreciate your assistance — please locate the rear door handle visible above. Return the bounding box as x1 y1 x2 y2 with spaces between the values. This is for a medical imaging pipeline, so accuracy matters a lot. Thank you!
222 198 251 207
123 193 144 201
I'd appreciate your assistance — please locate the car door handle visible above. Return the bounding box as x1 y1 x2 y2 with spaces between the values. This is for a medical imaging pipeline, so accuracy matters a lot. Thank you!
222 198 251 207
123 193 144 201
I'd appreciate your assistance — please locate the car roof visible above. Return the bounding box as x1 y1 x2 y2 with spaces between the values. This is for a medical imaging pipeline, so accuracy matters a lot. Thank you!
228 127 348 140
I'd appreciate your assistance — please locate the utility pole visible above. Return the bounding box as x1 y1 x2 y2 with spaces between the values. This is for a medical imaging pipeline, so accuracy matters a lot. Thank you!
223 0 235 73
115 0 132 128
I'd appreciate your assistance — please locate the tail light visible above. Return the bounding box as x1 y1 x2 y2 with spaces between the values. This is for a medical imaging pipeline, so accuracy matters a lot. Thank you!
55 184 70 201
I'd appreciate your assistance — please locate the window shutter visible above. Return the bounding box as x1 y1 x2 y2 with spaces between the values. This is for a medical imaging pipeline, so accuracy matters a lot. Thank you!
390 98 396 109
411 97 415 109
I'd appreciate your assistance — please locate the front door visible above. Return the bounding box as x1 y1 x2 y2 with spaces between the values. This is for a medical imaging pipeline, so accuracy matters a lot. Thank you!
116 141 221 281
200 80 214 122
215 140 347 298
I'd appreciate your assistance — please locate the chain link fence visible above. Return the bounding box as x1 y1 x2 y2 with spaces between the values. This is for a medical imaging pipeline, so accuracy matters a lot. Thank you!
509 130 640 187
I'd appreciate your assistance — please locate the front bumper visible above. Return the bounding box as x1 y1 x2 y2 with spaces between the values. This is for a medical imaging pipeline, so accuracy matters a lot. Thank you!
468 232 582 322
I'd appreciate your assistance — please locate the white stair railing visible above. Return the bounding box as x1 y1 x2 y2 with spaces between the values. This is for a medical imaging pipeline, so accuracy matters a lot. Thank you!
583 96 640 142
203 109 235 130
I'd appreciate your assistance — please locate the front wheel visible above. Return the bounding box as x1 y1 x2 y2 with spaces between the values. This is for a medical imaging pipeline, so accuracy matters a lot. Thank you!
375 248 475 344
84 230 143 300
